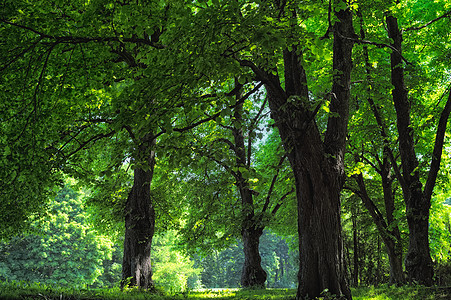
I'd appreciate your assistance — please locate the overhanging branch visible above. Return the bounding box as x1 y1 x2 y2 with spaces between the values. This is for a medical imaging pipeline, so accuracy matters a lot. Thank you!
151 82 264 141
404 10 451 31
1 19 166 49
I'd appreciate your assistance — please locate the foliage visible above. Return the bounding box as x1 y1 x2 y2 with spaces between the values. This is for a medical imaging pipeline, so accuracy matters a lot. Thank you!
0 184 119 288
152 230 201 293
1 0 451 296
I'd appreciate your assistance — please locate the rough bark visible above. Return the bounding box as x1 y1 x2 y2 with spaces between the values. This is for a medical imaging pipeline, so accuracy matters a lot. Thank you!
241 226 266 288
236 3 354 297
386 14 434 285
121 139 156 290
262 5 354 298
292 133 351 299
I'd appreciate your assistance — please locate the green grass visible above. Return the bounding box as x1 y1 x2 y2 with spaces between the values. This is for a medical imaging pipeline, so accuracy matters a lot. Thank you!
352 285 451 300
0 281 450 299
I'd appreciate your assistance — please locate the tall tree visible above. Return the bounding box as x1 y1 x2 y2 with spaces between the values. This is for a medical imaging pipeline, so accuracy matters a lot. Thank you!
345 12 405 281
173 82 295 288
385 9 451 285
173 0 356 297
343 0 451 286
0 0 189 289
260 3 355 298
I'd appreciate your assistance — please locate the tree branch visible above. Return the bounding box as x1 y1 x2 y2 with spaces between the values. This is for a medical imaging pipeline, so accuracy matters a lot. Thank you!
66 130 116 158
353 173 388 230
151 82 264 141
212 138 237 153
404 10 451 31
334 29 412 65
423 86 451 202
261 154 288 214
1 19 166 49
271 187 294 216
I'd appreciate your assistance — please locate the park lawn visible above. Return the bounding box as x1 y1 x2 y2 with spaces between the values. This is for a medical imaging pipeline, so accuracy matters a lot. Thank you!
0 282 450 299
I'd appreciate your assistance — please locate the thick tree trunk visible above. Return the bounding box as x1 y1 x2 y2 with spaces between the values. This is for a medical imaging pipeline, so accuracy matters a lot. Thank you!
291 134 351 299
241 226 266 288
386 14 434 285
404 209 433 285
262 4 354 298
238 2 354 297
121 142 156 290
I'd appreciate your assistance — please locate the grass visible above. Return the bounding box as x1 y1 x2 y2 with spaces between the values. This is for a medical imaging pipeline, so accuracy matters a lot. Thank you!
351 285 451 300
0 281 450 299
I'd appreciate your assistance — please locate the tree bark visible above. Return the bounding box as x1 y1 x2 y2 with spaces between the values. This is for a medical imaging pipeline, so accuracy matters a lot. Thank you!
386 14 434 285
121 139 156 290
263 5 354 297
238 2 354 297
241 225 266 288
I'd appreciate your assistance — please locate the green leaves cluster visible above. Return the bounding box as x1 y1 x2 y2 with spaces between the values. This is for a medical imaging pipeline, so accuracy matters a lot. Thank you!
0 184 119 288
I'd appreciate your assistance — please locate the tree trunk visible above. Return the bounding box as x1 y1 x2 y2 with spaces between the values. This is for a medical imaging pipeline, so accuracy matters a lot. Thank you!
241 226 267 288
386 14 434 285
386 239 404 285
352 209 359 286
121 141 156 289
262 4 354 298
232 101 267 288
380 160 404 285
292 139 351 299
354 171 405 285
266 67 351 298
238 2 354 297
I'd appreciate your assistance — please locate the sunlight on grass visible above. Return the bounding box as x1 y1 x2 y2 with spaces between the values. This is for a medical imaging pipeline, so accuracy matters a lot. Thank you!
190 289 238 298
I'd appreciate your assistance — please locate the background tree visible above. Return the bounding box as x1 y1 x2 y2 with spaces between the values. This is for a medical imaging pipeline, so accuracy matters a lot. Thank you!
347 0 451 285
0 184 118 288
178 84 294 288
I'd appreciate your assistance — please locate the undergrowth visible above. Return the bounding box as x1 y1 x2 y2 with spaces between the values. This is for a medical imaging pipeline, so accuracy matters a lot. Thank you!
0 281 450 299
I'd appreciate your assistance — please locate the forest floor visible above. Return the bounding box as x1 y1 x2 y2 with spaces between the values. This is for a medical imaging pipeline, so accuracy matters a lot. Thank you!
0 282 450 299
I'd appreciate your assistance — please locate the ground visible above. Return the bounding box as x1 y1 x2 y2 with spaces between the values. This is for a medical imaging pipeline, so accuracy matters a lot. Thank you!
0 282 450 299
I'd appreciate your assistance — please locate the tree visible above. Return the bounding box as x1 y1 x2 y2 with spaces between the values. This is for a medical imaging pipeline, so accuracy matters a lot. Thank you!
0 184 117 287
176 0 356 296
256 3 355 298
0 0 229 289
184 86 294 288
385 12 451 285
167 85 295 288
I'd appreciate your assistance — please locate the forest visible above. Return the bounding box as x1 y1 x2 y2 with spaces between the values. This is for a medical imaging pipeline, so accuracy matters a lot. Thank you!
0 0 450 299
